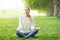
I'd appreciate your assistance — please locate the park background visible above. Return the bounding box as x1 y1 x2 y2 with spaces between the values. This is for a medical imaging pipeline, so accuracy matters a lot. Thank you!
0 0 60 40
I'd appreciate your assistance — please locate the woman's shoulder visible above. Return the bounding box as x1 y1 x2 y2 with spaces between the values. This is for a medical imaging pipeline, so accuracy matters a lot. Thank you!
19 15 25 19
30 15 34 19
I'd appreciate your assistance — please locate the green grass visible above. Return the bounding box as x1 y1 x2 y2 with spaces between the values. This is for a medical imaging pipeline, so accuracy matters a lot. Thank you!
0 16 60 40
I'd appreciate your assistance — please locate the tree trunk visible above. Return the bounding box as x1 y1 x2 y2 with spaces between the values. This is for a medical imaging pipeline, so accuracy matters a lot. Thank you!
53 0 58 16
57 0 60 17
47 0 54 16
57 10 60 17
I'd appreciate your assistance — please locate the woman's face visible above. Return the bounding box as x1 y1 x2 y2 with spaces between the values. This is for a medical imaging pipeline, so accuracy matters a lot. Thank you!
25 7 30 15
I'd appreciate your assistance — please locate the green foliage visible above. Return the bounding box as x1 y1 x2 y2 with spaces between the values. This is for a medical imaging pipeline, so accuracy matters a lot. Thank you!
25 0 51 12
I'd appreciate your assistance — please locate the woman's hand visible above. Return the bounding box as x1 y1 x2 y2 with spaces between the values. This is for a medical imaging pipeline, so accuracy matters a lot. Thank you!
36 27 41 30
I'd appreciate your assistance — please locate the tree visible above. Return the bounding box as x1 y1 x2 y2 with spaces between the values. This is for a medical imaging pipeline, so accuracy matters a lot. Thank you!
47 0 54 16
25 0 60 17
57 0 60 17
25 0 50 12
53 0 58 16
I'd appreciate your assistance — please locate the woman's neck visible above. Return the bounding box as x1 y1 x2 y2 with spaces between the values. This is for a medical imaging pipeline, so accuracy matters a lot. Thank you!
26 15 29 17
25 13 30 17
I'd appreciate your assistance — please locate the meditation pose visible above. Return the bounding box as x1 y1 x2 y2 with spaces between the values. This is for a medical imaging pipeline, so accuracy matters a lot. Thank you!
16 7 38 38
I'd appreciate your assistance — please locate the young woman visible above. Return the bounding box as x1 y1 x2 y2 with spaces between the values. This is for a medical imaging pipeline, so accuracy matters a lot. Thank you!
16 7 38 38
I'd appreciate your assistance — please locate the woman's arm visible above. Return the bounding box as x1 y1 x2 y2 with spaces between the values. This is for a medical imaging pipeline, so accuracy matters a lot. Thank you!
31 17 36 30
16 16 24 31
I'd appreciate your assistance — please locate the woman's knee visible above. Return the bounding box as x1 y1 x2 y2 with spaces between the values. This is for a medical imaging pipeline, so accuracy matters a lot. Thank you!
16 30 19 35
33 28 38 32
31 28 38 33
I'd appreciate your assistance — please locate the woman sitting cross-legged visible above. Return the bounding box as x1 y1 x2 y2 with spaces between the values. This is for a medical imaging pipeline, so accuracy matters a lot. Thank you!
16 7 38 38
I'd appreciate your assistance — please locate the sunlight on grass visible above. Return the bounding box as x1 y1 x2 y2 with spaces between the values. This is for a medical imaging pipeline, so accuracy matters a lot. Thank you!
0 0 25 18
0 0 47 18
30 10 46 16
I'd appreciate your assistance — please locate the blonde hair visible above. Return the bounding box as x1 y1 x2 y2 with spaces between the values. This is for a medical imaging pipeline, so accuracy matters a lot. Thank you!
25 6 31 21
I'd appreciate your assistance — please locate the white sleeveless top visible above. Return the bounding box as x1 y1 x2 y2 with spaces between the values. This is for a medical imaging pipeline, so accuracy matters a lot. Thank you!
16 15 35 33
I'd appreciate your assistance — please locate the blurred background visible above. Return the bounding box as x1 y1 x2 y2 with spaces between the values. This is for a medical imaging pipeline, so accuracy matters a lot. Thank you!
0 0 60 18
0 0 60 40
0 0 24 18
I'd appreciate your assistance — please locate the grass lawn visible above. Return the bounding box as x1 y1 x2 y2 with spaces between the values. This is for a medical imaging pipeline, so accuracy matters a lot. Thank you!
0 16 60 40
